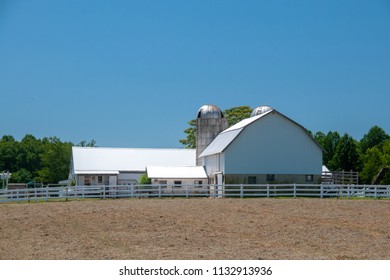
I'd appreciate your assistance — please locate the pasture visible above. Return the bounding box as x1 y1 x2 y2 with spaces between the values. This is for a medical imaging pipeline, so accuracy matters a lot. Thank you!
0 198 389 259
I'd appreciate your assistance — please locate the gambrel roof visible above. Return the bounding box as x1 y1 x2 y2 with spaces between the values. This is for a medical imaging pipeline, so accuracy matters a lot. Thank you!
200 109 322 157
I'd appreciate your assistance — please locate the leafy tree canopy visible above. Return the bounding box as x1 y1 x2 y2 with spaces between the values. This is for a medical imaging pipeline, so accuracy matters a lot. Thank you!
223 106 252 126
139 173 151 185
328 133 360 171
359 125 390 154
0 134 96 185
314 131 341 167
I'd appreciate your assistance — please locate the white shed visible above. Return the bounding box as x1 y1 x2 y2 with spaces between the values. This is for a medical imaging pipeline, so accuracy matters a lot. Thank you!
147 166 208 194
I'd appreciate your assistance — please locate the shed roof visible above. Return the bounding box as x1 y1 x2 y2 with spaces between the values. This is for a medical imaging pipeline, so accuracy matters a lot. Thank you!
72 147 196 174
147 166 208 179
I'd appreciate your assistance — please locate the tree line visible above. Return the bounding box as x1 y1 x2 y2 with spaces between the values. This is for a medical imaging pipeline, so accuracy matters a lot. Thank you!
0 135 95 185
179 106 390 185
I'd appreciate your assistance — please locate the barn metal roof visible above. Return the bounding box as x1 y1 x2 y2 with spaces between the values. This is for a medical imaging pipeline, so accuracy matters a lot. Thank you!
199 110 274 157
199 108 322 157
72 147 196 174
199 128 243 157
147 166 208 179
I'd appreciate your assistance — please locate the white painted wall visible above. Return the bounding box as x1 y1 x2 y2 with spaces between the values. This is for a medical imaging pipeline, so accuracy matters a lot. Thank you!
118 172 143 185
202 153 225 178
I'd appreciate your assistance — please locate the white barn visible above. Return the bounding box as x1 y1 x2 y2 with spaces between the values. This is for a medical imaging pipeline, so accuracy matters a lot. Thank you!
199 106 323 185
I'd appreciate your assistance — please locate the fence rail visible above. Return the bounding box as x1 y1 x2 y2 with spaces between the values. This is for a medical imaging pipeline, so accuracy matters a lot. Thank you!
1 184 390 203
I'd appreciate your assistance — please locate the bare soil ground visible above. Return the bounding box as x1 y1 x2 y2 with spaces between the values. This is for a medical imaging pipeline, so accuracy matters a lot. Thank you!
1 198 390 260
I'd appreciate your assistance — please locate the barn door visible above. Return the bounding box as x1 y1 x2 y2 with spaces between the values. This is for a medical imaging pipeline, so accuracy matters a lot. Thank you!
109 176 117 185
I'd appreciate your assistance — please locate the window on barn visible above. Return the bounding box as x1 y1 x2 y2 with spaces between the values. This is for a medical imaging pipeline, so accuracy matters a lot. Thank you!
84 176 91 186
305 175 314 182
266 174 275 182
174 180 182 187
158 180 168 188
194 180 203 187
248 176 257 184
98 176 103 184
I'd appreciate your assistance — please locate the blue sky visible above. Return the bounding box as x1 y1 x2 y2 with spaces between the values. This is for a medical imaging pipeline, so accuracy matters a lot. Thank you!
1 0 389 148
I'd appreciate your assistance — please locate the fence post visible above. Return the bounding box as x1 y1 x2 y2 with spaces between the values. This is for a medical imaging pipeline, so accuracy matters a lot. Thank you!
240 184 243 198
158 185 161 198
375 185 378 199
293 184 296 198
186 185 189 198
267 184 270 198
46 186 49 202
347 185 350 199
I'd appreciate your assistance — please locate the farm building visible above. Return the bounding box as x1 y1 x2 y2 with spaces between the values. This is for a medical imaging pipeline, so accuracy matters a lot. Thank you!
198 105 323 185
146 166 208 194
69 147 197 186
69 105 322 186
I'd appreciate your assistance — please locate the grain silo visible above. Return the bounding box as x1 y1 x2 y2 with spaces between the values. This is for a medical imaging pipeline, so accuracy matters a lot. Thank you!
196 105 228 166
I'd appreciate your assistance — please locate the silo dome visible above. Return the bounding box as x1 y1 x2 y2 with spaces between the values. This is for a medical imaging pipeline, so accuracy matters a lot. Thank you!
250 105 273 117
197 104 224 119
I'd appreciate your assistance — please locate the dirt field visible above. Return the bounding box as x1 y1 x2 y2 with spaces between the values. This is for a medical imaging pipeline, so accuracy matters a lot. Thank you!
1 198 390 260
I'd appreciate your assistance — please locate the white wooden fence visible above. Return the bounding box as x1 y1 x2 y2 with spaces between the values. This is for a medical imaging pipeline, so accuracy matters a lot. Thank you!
1 184 390 203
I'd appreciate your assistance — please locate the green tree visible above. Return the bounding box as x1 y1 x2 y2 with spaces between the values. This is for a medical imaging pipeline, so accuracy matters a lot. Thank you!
139 173 151 185
16 134 43 177
314 131 341 167
360 125 390 154
11 168 33 184
179 106 253 148
381 140 390 184
329 133 360 171
359 147 383 184
223 106 252 126
78 139 97 147
0 135 19 172
360 139 390 185
179 119 196 149
37 137 72 183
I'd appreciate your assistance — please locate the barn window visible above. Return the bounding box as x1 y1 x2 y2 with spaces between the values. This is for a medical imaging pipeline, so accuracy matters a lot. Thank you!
194 180 203 187
266 174 275 182
158 180 168 188
84 176 91 186
305 175 314 182
174 180 182 187
248 176 257 184
98 176 103 184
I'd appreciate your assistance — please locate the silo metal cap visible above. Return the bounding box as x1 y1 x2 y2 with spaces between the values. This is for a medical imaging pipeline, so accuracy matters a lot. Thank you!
250 105 273 117
197 105 224 119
